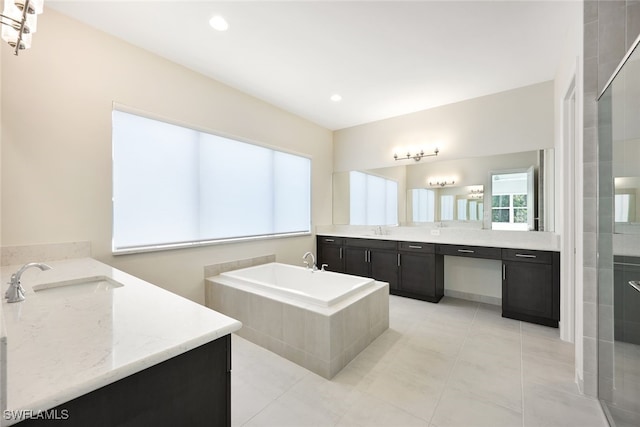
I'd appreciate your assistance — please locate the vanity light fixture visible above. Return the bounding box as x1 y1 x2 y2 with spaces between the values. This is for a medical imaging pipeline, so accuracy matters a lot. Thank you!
1 0 43 55
429 179 455 187
469 188 484 199
209 15 229 31
394 148 439 162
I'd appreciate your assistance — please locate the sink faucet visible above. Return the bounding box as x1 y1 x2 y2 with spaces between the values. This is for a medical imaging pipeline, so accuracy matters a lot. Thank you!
302 252 317 271
5 262 52 303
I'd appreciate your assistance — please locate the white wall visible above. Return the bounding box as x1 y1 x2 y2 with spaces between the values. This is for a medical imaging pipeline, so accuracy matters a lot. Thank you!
552 0 583 384
0 9 333 304
333 81 554 173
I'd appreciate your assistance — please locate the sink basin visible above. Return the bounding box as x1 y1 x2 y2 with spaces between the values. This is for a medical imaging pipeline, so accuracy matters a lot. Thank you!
32 276 123 296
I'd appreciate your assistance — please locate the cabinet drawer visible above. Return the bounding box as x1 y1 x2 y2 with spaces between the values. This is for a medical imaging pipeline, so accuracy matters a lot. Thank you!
502 248 552 264
345 238 397 250
318 236 344 246
398 242 435 254
437 244 501 260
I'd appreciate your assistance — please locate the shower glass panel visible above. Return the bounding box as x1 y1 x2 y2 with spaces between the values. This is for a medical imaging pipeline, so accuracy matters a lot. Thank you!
598 42 640 427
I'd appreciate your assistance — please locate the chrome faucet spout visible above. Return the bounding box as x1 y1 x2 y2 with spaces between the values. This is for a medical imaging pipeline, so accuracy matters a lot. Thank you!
5 262 52 303
302 252 317 271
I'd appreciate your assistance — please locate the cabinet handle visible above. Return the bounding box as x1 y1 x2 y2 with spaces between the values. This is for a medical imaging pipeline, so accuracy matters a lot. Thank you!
515 254 536 259
458 249 475 254
339 247 343 259
409 245 423 249
502 264 506 280
397 253 401 267
629 281 640 293
325 238 335 242
365 250 368 263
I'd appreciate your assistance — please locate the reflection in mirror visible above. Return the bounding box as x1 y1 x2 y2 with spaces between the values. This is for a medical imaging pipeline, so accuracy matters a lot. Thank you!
408 185 484 224
615 177 640 225
489 167 535 231
334 170 399 226
332 149 553 231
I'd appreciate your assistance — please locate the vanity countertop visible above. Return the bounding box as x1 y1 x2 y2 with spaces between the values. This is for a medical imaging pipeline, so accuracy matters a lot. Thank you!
317 226 561 252
0 258 241 425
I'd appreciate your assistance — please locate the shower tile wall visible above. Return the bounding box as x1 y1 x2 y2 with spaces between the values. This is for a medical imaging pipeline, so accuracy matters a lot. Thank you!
583 0 640 397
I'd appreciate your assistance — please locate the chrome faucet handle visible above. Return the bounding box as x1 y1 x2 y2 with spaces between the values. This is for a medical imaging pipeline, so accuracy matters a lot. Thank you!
321 264 328 271
5 262 52 303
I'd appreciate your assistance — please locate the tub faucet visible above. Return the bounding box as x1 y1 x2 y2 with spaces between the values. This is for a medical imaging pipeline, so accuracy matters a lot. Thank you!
5 262 52 303
302 252 317 271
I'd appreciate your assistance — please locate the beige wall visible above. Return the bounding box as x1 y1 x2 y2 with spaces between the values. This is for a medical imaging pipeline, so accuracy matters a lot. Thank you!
405 151 539 189
333 81 554 173
1 9 333 303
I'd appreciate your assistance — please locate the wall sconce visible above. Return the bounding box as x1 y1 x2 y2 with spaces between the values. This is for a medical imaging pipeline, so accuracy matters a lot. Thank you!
394 148 439 162
428 179 455 187
1 0 44 55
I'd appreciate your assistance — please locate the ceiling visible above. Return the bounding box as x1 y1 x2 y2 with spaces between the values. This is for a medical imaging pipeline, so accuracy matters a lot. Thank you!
47 1 580 130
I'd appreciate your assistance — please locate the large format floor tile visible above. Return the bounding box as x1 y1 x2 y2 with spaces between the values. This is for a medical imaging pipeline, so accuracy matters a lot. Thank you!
232 295 607 427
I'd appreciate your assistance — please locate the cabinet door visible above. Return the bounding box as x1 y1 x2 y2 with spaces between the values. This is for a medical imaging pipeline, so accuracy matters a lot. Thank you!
502 261 553 320
399 252 436 297
344 247 370 277
370 249 399 289
319 244 344 273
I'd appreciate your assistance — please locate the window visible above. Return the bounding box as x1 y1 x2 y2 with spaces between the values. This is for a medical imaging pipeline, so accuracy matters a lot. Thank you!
411 188 435 222
615 193 632 222
112 109 311 253
490 168 534 231
492 194 528 226
440 195 454 221
349 171 398 225
456 198 468 221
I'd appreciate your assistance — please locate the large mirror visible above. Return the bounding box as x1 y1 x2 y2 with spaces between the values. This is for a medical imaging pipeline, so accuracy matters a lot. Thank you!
333 149 554 231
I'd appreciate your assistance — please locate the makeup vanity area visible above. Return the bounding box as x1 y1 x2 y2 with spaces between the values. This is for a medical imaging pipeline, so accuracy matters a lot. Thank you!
319 149 561 328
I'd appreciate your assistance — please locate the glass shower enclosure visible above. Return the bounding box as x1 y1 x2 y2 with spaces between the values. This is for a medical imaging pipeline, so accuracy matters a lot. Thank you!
597 40 640 427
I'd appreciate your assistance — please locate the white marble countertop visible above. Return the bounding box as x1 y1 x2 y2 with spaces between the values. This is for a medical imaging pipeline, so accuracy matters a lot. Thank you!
0 258 241 425
316 225 561 252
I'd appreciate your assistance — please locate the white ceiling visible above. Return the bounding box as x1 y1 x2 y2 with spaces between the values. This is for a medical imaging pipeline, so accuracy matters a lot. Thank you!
47 1 579 130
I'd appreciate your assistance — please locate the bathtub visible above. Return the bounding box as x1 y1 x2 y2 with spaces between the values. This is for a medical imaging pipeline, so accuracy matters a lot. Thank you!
219 262 375 307
206 261 389 379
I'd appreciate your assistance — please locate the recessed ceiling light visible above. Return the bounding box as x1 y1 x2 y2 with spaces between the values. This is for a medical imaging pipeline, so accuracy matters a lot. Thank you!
330 94 342 102
209 15 229 32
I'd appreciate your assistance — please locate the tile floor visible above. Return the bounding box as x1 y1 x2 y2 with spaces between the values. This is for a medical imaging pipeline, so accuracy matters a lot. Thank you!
231 295 609 427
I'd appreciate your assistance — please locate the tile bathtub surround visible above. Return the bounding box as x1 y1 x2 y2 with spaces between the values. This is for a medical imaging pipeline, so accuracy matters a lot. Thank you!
206 277 389 379
232 295 608 427
203 254 276 278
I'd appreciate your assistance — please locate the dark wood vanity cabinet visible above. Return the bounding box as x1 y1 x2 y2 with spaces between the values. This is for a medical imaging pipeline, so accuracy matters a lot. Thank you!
316 236 345 273
317 235 561 328
343 238 399 289
501 249 560 327
397 242 443 302
18 335 232 427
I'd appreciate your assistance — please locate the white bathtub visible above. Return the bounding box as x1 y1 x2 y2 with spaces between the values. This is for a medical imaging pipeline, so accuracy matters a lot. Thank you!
206 260 389 379
220 262 374 307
